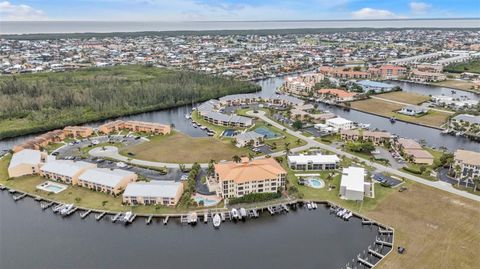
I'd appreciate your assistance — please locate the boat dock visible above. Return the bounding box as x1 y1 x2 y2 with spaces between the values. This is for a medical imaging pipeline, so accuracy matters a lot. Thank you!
0 184 6 191
12 193 27 201
41 201 54 210
95 212 106 221
80 210 92 219
146 215 153 225
63 207 78 217
111 213 121 223
163 216 169 225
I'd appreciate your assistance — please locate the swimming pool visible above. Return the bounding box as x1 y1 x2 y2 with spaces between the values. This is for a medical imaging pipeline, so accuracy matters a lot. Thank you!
194 196 221 207
36 181 68 194
307 178 325 189
254 127 278 139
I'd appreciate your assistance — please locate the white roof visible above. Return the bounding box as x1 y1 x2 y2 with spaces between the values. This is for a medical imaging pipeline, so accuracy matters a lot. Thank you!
235 131 264 142
326 117 352 125
123 181 182 198
340 167 365 192
40 160 95 177
79 168 135 188
9 149 42 169
288 154 340 165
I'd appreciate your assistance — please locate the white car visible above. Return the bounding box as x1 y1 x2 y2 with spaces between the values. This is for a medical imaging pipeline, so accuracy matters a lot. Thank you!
116 162 127 168
91 140 100 145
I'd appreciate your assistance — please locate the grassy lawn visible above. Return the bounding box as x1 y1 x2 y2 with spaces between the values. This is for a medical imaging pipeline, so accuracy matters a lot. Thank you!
44 142 65 154
374 91 430 105
351 98 450 128
368 182 480 269
433 80 477 92
250 120 307 152
120 131 249 163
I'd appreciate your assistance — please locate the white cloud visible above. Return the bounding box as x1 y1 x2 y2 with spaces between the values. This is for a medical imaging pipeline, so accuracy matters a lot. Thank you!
409 1 431 14
0 1 47 20
351 8 400 19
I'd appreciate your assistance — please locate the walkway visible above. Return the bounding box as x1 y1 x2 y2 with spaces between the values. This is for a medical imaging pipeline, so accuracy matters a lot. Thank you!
246 111 480 202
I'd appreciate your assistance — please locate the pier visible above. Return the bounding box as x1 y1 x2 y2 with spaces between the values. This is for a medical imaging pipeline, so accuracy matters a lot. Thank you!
63 207 78 217
357 255 374 268
111 213 121 223
368 247 385 259
13 193 27 201
375 239 393 247
163 216 169 225
146 215 153 225
80 210 92 219
41 201 54 210
95 212 106 221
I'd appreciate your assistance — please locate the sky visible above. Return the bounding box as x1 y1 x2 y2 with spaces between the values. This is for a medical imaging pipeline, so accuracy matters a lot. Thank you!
0 0 479 21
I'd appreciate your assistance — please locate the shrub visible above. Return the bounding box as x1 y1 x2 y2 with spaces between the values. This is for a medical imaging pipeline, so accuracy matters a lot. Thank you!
229 192 281 205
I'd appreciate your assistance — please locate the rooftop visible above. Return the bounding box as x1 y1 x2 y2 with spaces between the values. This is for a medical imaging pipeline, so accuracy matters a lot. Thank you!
123 181 182 198
214 157 286 184
78 168 135 188
9 149 43 169
340 167 366 192
40 160 95 177
288 154 340 165
454 149 480 166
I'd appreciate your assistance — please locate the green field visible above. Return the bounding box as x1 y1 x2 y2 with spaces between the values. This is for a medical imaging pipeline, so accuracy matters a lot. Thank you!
444 59 480 74
0 65 260 139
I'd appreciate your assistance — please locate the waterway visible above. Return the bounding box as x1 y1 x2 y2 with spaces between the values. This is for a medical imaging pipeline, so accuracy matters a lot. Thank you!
0 77 478 152
0 192 379 269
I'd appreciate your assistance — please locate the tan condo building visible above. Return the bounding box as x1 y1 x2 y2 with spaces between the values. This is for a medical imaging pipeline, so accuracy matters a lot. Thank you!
77 168 137 195
209 157 287 198
340 129 392 145
123 181 184 206
98 120 171 135
8 149 47 178
63 126 94 138
453 150 480 180
40 160 97 185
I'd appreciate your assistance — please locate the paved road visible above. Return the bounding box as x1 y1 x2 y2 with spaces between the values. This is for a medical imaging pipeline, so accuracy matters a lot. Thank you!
370 96 454 114
247 111 480 202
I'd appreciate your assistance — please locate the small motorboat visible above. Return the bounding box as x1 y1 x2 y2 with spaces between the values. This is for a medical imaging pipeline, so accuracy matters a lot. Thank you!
192 123 198 128
343 211 353 220
60 204 74 215
188 212 198 225
306 202 312 210
200 126 207 130
311 202 318 209
231 208 239 220
389 117 396 123
123 211 132 222
239 208 247 220
337 209 347 217
213 214 221 228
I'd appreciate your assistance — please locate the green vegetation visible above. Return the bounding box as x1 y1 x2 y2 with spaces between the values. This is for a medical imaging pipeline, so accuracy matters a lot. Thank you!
444 59 480 74
178 163 200 207
0 65 260 139
229 192 282 205
344 141 375 153
314 78 337 90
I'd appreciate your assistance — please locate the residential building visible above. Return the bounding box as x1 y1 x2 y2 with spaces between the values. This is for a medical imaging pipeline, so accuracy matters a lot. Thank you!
287 154 340 171
123 181 184 206
356 80 396 93
326 117 355 131
339 167 371 201
63 126 94 138
394 138 434 165
209 157 287 198
77 168 137 195
319 66 371 79
374 65 407 79
317 88 357 101
98 120 171 135
40 160 96 185
453 150 480 180
13 129 65 153
234 131 265 148
398 105 428 116
410 69 446 82
8 149 47 178
340 129 392 145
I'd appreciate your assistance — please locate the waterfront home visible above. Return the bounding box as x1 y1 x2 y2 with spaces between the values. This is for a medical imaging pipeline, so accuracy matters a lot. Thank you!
356 80 395 93
123 181 184 206
339 167 371 201
410 69 446 82
317 88 357 102
340 129 392 145
394 138 434 165
431 96 478 110
453 150 480 180
218 93 261 106
451 114 480 126
98 120 171 135
8 149 47 178
63 126 94 138
313 123 335 133
234 131 265 148
372 65 407 79
398 105 428 116
267 94 304 107
209 157 287 198
12 129 65 153
40 160 96 185
283 73 325 96
77 168 137 195
287 154 340 171
201 111 254 127
326 117 355 131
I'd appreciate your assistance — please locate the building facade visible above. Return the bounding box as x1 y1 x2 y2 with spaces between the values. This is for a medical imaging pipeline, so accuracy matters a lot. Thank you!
287 154 340 171
123 181 184 206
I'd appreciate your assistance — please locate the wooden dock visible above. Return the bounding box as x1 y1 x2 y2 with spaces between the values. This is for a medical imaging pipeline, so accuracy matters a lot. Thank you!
12 193 27 201
163 216 169 225
95 212 106 221
111 213 121 223
63 207 78 217
41 201 54 210
80 210 92 219
146 215 153 225
357 255 374 268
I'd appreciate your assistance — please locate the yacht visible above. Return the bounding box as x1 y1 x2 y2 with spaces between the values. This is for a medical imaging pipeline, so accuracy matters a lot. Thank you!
213 214 221 228
231 208 239 220
239 208 247 220
60 204 74 215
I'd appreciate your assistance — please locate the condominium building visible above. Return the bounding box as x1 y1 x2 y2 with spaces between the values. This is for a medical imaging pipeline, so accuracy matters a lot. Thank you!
63 126 94 138
123 181 184 206
339 167 371 201
375 65 407 79
77 168 137 195
319 66 371 79
209 157 287 198
394 138 434 165
234 131 265 148
8 149 47 178
453 150 480 180
287 154 340 171
326 117 355 131
13 129 65 153
410 69 446 82
340 129 392 145
356 80 395 93
98 120 171 135
40 160 96 185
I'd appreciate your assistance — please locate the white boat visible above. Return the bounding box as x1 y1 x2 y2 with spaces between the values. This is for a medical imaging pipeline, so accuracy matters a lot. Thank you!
192 123 198 128
337 209 347 217
200 126 207 130
185 114 191 119
231 208 239 219
306 203 312 210
239 208 247 219
213 214 221 228
52 204 65 213
343 211 353 220
188 212 198 225
123 211 132 222
312 202 318 209
60 204 74 215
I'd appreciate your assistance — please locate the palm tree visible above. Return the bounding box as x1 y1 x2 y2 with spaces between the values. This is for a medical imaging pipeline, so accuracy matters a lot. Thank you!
232 155 241 163
473 175 480 192
284 142 291 156
248 152 254 160
454 165 461 186
296 138 301 145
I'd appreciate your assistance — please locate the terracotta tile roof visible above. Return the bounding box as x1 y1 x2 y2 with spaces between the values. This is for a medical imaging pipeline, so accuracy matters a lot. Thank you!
214 158 286 184
317 88 357 98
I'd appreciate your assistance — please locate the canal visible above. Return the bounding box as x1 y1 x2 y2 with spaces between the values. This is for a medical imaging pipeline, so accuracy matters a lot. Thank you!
0 192 380 269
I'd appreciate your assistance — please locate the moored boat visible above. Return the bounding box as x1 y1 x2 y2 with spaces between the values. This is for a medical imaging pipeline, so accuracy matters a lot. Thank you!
213 214 221 228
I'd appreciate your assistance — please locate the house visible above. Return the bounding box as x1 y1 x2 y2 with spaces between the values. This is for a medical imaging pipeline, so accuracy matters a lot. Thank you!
339 167 371 201
209 157 287 198
451 114 480 126
8 149 47 178
326 117 355 131
63 126 94 138
340 129 392 145
410 69 446 82
234 131 265 148
394 138 434 165
356 80 395 93
317 88 357 101
123 181 184 206
398 105 428 116
40 160 96 185
287 154 340 171
77 168 137 195
453 150 480 180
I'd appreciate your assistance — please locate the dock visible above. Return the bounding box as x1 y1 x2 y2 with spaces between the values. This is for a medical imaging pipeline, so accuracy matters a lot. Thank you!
63 207 78 217
146 215 153 225
41 201 54 210
203 213 208 223
281 204 289 212
126 214 137 224
368 247 385 259
357 255 374 268
379 229 393 234
8 189 15 194
12 193 27 201
80 210 92 219
163 216 169 225
95 212 106 221
362 218 375 225
34 196 42 202
180 215 189 224
375 239 393 247
0 184 6 191
111 212 121 223
220 212 226 221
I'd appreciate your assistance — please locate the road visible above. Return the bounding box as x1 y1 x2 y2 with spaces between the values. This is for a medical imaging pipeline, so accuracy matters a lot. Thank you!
247 111 480 202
